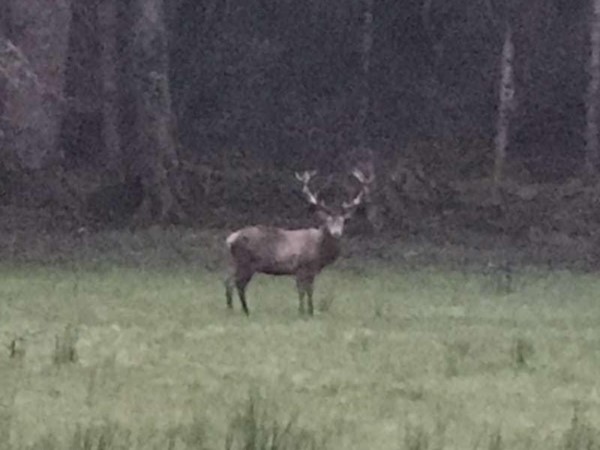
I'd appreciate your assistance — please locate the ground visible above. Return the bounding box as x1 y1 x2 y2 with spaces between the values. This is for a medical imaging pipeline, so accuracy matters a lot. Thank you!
0 230 599 449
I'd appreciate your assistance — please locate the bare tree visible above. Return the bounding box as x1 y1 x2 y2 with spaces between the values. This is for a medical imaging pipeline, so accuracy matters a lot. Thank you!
2 0 72 170
98 0 122 180
493 24 515 201
421 0 444 71
358 0 373 148
0 39 41 92
586 0 600 176
131 0 184 223
0 38 36 163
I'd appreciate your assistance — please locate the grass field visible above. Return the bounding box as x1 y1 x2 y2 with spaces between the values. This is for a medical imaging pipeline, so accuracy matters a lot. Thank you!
0 231 600 449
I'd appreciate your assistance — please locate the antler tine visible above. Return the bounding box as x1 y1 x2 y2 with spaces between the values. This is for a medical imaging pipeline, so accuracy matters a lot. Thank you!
351 167 374 184
351 168 366 183
294 170 317 184
295 170 320 206
343 166 374 211
342 189 364 210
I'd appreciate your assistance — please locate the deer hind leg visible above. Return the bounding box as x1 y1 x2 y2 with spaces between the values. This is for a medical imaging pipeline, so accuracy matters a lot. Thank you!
225 264 253 315
225 275 235 309
235 272 253 316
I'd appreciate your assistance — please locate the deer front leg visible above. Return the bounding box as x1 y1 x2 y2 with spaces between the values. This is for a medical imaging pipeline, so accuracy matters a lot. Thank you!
225 275 234 309
306 280 314 316
296 274 315 316
298 290 305 314
296 277 306 314
225 259 239 310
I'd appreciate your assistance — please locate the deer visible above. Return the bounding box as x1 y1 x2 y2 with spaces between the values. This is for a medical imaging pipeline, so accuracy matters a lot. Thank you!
224 168 373 316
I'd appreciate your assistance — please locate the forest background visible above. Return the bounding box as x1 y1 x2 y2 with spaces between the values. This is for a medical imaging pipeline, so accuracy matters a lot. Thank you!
1 0 599 267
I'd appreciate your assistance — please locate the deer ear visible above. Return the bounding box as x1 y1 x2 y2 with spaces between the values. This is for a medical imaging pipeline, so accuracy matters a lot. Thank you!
343 209 354 220
316 210 330 222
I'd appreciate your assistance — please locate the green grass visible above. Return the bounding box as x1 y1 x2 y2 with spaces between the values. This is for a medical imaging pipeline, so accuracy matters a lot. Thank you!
0 256 600 449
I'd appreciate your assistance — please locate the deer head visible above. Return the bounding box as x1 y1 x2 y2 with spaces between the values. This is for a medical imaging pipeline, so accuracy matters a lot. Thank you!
294 168 372 238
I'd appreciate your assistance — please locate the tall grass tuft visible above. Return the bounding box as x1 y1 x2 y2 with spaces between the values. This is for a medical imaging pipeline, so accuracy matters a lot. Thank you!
401 416 447 450
317 293 335 314
53 324 79 366
482 262 515 295
487 428 503 450
225 392 326 450
561 408 600 450
443 340 470 378
403 423 430 450
174 414 209 450
67 421 132 450
511 337 534 370
8 336 25 360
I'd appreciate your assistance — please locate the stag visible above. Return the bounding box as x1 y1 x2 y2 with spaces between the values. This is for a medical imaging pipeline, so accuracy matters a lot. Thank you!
224 168 372 316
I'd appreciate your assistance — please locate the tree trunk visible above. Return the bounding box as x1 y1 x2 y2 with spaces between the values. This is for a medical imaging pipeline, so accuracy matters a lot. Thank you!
421 0 444 70
585 0 600 176
98 0 122 180
358 0 373 148
3 0 72 170
493 25 515 202
0 4 10 147
131 0 184 224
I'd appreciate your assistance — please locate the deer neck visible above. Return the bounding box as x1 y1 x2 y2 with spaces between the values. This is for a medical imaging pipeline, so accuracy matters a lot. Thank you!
318 227 342 267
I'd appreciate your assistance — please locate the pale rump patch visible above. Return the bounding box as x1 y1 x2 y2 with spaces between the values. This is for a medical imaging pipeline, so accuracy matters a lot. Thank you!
225 231 240 249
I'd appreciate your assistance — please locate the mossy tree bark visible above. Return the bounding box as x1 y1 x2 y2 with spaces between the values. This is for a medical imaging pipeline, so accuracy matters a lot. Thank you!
2 0 72 170
131 0 184 224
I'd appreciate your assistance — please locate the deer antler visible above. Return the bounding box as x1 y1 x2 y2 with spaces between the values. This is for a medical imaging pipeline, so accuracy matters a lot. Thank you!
351 166 375 186
295 170 319 205
343 167 374 211
342 189 365 210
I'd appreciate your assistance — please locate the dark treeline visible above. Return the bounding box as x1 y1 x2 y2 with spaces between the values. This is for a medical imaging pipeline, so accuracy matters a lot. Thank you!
0 0 599 246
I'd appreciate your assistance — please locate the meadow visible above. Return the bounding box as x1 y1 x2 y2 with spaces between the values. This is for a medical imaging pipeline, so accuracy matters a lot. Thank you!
0 229 599 449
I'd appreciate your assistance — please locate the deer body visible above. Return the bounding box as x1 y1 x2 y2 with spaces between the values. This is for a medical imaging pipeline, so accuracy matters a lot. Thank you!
225 169 372 316
227 226 340 275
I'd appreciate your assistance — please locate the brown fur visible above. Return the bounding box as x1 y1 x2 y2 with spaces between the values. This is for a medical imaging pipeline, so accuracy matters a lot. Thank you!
224 168 372 316
225 224 342 316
